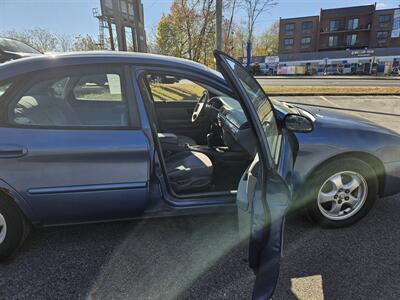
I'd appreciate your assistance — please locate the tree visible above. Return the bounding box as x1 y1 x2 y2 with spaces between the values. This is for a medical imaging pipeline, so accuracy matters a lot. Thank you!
72 35 102 51
252 20 279 56
29 28 59 52
240 0 277 64
2 28 58 52
155 0 216 66
57 33 73 52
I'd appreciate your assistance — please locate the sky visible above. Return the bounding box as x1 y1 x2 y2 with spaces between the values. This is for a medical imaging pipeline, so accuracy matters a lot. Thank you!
0 0 399 40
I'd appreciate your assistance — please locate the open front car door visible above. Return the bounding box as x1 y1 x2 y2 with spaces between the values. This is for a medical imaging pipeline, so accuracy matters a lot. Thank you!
214 50 297 300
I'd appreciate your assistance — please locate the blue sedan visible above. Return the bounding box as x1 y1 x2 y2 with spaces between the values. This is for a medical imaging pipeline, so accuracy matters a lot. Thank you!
0 51 400 299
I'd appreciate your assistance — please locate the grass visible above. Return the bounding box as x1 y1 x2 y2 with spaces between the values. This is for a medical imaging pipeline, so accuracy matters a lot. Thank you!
150 83 204 101
151 83 400 100
77 84 400 102
76 93 122 101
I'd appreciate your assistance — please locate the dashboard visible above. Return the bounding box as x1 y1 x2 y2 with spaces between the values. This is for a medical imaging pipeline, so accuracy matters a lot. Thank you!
208 96 257 156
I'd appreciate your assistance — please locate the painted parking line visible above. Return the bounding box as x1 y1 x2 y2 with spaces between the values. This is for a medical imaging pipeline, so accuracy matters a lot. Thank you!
321 96 383 123
319 96 339 108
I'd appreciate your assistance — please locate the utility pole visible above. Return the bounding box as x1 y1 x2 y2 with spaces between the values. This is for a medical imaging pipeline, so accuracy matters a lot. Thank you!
216 0 222 51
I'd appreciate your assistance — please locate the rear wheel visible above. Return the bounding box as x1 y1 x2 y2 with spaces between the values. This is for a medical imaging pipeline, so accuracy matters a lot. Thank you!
307 158 378 228
0 196 27 260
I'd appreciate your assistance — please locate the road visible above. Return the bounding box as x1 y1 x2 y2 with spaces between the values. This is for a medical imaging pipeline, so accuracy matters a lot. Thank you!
1 95 400 299
256 77 400 87
1 194 399 300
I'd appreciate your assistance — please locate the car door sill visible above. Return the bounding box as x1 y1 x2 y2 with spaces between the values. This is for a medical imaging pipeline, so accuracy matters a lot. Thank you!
158 177 237 207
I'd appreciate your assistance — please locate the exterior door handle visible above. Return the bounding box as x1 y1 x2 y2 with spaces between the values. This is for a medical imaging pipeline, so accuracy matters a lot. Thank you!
0 145 28 158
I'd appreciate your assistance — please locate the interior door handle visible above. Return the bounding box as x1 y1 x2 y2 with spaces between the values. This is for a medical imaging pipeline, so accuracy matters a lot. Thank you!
0 145 28 158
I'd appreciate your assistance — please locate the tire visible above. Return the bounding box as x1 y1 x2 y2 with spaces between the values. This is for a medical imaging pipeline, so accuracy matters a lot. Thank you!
0 195 27 261
306 158 378 228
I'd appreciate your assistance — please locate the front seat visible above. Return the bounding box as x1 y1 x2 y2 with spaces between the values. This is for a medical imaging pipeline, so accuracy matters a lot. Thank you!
165 151 213 193
141 79 197 147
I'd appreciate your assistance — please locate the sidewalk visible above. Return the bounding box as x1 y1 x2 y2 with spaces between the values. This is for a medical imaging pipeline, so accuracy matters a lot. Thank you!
255 75 400 80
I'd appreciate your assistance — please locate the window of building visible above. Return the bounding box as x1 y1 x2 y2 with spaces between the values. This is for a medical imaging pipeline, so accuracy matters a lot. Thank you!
329 20 341 31
379 15 391 24
104 0 113 9
346 34 358 46
128 3 135 17
285 23 295 32
120 0 128 14
284 38 294 48
348 18 359 30
301 37 312 47
12 70 129 127
328 35 338 47
377 31 389 43
302 21 313 30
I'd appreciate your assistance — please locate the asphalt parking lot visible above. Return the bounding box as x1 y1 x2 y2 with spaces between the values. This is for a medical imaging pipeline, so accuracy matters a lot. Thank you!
271 95 400 134
257 77 400 87
1 95 400 300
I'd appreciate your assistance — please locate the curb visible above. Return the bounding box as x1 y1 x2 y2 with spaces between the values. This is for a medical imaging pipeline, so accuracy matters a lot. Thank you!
256 76 400 80
269 93 400 97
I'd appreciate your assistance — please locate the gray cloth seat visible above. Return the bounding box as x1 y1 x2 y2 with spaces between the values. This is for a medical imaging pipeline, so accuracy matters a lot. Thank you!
141 78 197 146
14 95 80 126
165 151 213 193
177 135 196 147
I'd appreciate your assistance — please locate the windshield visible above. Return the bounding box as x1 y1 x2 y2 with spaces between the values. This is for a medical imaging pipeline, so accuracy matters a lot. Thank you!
224 56 280 162
0 38 40 54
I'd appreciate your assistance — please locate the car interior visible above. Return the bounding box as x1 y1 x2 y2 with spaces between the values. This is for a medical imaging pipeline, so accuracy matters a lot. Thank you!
140 73 257 196
11 70 258 198
12 73 128 128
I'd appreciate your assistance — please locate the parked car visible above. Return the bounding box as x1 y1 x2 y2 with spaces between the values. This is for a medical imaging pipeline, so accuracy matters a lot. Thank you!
1 51 400 298
0 37 41 63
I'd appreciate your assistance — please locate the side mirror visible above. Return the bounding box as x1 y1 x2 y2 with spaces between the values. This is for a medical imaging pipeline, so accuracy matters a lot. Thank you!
284 114 314 133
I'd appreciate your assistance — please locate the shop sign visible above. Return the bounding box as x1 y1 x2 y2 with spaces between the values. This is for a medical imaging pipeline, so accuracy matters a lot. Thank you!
392 9 400 38
351 49 374 57
264 56 279 64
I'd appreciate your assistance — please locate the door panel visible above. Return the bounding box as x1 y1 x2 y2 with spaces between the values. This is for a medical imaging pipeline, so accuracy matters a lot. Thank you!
0 128 150 224
237 138 293 299
154 100 209 143
215 50 296 299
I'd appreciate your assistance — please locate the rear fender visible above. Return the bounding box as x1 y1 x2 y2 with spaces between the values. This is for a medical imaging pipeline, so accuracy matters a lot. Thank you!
0 179 35 222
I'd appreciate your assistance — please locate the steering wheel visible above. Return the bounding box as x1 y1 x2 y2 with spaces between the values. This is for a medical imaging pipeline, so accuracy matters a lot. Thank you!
191 90 209 123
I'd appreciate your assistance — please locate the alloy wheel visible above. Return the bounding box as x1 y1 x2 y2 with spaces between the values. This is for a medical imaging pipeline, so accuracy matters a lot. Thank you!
317 171 368 221
0 213 6 244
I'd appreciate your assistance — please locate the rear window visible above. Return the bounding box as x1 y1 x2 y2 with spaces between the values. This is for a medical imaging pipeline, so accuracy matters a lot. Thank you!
0 38 40 54
0 83 12 98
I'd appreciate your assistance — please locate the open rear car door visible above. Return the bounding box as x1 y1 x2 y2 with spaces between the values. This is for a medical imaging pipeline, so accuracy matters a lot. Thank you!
214 50 296 299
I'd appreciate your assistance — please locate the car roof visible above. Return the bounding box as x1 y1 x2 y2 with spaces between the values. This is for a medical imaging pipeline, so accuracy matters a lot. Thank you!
0 51 225 83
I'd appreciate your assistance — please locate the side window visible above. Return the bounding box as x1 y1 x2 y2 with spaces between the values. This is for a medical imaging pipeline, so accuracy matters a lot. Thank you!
145 74 206 101
73 74 122 101
11 69 129 127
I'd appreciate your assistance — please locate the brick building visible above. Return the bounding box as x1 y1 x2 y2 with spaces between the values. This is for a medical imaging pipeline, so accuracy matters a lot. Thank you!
277 4 400 75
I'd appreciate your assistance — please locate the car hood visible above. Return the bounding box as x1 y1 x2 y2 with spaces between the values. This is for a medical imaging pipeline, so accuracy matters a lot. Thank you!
297 104 399 136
